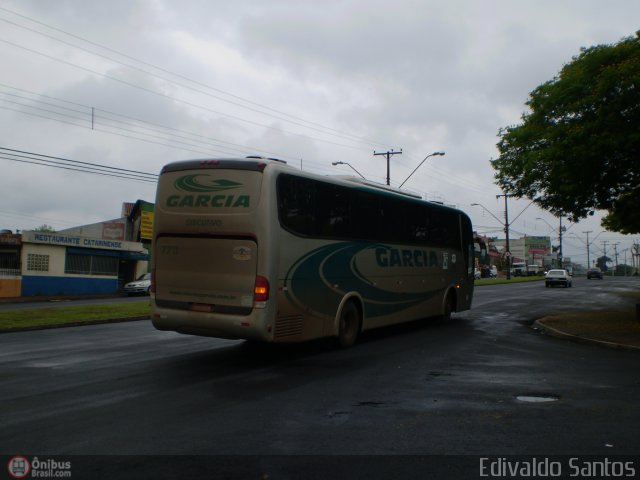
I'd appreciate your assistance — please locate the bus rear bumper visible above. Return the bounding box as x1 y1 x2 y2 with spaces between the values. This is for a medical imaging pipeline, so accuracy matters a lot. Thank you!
150 303 273 342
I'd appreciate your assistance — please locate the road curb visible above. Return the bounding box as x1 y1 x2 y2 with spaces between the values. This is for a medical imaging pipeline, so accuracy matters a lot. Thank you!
533 319 640 351
0 316 149 334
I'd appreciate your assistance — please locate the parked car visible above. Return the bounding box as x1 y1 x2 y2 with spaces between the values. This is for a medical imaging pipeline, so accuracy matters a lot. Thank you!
586 267 603 280
545 269 572 288
124 272 151 295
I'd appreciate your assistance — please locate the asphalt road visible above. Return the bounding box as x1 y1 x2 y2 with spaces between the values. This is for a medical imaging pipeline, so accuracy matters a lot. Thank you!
1 277 639 478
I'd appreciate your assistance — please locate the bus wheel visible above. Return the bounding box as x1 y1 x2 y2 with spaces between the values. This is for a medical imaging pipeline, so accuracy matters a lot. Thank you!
440 292 455 323
337 301 360 348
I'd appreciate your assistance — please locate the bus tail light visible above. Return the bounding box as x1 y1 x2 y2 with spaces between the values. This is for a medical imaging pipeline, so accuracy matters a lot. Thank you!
254 275 270 303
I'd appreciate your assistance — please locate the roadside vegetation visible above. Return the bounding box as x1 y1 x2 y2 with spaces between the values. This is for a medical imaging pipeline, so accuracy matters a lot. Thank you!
536 286 640 348
491 32 640 235
538 309 640 349
0 300 150 331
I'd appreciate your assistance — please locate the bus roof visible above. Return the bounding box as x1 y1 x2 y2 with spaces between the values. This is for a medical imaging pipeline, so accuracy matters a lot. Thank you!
159 156 463 214
160 156 289 174
332 176 423 200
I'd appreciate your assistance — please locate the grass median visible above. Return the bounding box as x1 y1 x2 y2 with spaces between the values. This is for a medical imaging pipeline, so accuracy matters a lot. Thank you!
536 288 640 349
0 300 151 331
474 276 544 286
537 309 640 349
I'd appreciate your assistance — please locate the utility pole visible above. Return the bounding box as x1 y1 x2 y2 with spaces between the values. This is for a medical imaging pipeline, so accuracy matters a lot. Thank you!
558 216 564 268
612 243 619 276
496 193 513 280
373 149 402 186
622 248 629 276
583 230 592 268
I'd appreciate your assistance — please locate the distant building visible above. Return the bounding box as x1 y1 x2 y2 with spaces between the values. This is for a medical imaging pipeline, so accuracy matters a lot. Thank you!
0 231 22 297
493 236 552 266
0 200 153 298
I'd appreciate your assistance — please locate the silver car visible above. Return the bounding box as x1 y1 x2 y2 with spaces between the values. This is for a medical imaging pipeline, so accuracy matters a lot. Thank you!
124 272 151 295
545 269 572 288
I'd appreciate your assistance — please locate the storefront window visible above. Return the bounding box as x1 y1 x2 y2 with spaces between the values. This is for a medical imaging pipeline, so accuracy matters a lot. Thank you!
26 253 49 272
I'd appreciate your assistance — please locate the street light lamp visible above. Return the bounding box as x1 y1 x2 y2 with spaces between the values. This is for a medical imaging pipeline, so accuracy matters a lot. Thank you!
471 203 503 224
398 152 445 188
331 161 365 179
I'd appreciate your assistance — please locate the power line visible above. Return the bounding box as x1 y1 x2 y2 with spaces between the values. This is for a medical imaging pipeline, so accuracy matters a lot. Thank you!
0 13 487 204
0 7 391 149
0 84 279 158
0 6 389 146
0 32 370 153
0 12 486 200
0 85 421 189
0 147 158 183
0 208 82 230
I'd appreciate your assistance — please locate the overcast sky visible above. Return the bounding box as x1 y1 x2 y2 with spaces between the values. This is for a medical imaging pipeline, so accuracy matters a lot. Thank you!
1 0 638 266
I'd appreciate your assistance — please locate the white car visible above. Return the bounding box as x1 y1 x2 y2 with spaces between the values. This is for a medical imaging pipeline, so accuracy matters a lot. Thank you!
124 272 151 295
545 269 572 288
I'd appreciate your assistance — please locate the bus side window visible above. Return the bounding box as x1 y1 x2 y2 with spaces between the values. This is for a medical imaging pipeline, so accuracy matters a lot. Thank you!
277 175 314 235
315 183 351 238
352 191 379 240
407 204 428 244
379 197 406 243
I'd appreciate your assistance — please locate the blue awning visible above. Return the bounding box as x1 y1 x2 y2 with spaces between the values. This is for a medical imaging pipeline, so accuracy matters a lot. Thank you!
67 247 120 257
119 251 149 261
66 247 148 261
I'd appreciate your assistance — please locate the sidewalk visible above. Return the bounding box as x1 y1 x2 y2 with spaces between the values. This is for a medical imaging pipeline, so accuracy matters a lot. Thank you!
0 293 127 305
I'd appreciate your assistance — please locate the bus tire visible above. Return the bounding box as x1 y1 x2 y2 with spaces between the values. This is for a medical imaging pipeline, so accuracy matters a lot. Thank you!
440 291 455 323
336 301 360 348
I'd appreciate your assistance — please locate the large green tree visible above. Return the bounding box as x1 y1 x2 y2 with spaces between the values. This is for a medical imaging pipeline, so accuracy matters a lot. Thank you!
491 32 640 234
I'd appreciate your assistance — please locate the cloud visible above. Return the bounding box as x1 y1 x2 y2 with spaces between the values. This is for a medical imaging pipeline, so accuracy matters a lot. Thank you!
1 0 638 260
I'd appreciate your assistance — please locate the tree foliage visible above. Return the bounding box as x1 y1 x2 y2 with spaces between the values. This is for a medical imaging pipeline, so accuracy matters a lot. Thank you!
34 224 56 232
596 255 611 271
491 32 640 234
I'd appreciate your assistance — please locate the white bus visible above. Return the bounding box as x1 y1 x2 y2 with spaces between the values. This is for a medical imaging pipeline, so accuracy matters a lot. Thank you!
150 157 474 347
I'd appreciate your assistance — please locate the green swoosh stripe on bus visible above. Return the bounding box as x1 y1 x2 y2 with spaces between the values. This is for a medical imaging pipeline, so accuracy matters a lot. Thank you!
284 242 436 318
175 174 242 192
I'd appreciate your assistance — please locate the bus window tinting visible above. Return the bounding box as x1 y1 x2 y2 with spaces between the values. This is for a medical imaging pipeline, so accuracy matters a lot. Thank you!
277 173 463 249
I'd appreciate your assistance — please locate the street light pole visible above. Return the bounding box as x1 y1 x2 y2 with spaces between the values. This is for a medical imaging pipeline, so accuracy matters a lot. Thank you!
331 161 365 179
398 152 445 188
